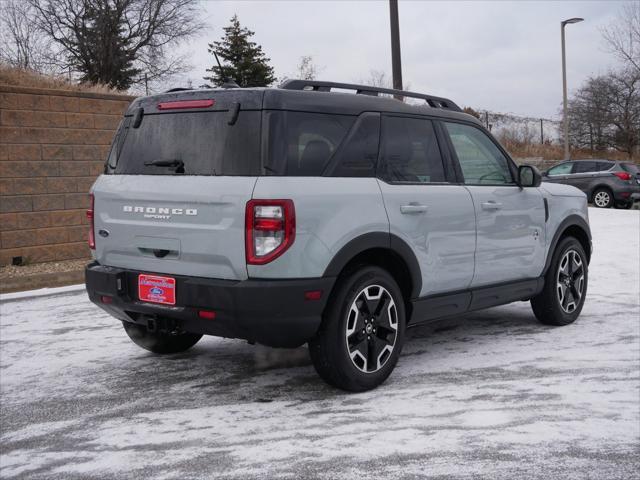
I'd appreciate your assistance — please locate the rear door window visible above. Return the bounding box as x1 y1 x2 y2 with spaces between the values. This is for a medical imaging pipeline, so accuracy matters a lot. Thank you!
323 113 380 177
572 161 597 174
264 112 354 176
378 116 446 183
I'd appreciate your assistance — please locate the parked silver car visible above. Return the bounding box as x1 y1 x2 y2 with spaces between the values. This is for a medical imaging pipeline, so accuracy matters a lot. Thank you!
542 159 640 208
85 80 592 391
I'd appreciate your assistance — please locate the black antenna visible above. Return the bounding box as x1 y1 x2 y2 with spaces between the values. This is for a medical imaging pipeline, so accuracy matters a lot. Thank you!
213 51 240 89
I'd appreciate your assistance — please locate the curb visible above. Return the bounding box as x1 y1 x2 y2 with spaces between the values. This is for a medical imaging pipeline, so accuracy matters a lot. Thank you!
0 269 86 300
0 283 85 301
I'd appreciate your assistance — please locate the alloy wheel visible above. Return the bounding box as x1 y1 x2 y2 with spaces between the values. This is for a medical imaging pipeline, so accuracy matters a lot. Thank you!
556 249 585 314
345 285 398 373
594 191 610 207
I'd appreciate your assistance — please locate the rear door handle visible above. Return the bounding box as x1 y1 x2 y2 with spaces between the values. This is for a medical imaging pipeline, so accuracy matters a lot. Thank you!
400 203 428 214
481 201 503 211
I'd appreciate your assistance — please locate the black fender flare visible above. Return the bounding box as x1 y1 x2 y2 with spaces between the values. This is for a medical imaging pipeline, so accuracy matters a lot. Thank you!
543 214 592 275
323 232 422 299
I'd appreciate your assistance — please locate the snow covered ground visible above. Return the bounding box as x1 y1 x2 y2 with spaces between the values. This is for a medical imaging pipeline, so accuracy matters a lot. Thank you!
1 208 638 480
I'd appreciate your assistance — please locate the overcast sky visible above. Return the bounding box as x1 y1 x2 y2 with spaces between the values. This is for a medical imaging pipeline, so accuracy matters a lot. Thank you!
174 1 623 119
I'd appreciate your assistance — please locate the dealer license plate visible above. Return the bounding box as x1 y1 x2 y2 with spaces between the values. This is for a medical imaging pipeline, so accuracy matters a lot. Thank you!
138 274 176 305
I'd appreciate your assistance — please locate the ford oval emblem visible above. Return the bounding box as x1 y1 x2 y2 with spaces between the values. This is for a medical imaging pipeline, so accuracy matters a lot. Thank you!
150 287 164 295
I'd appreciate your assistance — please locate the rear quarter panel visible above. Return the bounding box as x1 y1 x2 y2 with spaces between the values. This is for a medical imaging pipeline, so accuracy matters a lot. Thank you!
248 177 389 278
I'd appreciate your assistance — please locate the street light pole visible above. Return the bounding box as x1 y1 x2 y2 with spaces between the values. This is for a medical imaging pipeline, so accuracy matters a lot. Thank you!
561 17 584 160
389 0 403 100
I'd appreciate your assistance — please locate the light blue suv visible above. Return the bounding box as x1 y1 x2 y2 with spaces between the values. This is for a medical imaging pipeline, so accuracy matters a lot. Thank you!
85 80 592 391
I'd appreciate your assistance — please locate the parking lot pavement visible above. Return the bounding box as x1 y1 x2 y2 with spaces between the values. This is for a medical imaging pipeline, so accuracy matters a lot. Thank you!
0 207 638 480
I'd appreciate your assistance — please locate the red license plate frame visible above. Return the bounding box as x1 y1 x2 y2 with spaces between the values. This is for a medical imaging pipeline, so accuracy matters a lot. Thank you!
138 274 176 305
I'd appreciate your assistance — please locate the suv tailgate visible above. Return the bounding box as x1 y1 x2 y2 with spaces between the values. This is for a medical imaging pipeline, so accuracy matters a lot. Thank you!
92 175 256 280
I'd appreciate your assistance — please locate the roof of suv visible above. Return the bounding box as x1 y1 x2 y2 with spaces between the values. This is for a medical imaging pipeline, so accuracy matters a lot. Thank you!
127 81 481 125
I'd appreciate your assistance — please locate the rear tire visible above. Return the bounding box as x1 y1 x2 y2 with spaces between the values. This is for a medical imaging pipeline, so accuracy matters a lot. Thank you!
531 237 588 326
592 188 613 208
122 321 202 354
309 266 406 392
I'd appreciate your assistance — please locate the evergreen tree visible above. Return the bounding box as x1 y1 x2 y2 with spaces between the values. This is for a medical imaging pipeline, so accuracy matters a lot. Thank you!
204 15 276 87
80 2 140 90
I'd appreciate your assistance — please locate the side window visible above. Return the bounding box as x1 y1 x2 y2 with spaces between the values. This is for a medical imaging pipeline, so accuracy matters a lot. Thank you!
324 113 380 177
264 111 354 176
106 118 129 170
573 161 598 173
379 116 446 183
444 122 514 185
547 163 573 175
596 162 613 171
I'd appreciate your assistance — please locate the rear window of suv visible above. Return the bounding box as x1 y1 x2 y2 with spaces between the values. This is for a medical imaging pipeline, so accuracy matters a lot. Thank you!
110 111 261 175
109 109 356 177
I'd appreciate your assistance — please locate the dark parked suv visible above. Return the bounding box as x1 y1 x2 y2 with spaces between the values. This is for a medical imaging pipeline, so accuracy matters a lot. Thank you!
542 159 640 209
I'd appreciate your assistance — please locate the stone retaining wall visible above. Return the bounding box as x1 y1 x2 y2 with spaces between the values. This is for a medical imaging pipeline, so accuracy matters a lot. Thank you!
0 85 134 266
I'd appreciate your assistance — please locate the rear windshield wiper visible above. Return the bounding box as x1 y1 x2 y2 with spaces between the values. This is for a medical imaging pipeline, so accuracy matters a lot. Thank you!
144 159 185 174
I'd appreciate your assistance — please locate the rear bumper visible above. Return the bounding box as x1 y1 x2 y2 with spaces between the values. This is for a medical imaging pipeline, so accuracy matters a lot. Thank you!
613 186 640 202
85 262 335 348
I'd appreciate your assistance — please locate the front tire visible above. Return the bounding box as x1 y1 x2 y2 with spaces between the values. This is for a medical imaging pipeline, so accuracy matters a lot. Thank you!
122 321 202 354
592 188 613 208
309 266 406 392
531 237 588 326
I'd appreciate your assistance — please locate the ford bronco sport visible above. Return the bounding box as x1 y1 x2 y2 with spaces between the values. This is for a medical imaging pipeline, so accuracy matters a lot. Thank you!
85 80 592 392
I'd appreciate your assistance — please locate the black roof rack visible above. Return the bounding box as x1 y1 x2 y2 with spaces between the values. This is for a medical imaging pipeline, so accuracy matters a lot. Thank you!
280 79 462 112
164 87 193 93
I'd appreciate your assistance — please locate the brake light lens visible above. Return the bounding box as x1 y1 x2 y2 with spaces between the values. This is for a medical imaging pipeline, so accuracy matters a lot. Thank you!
100 295 112 304
87 193 95 249
157 99 214 110
245 200 295 265
614 171 632 181
304 290 323 301
198 309 216 319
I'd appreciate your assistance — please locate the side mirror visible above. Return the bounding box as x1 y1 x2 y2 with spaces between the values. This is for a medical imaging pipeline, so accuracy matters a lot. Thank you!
518 165 542 187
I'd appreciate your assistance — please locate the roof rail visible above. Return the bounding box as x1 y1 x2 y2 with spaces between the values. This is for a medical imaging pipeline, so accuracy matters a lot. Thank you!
279 79 462 112
164 87 193 93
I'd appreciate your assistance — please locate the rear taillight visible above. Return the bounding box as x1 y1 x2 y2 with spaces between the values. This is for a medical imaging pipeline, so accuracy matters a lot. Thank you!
87 193 95 249
245 199 295 265
614 171 632 181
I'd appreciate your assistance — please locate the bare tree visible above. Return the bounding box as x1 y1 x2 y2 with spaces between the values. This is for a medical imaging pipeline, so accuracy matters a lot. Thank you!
296 55 321 81
605 69 640 157
602 2 640 72
566 76 613 152
26 0 205 90
358 69 414 102
497 124 537 145
0 0 56 72
363 69 391 89
566 69 640 158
